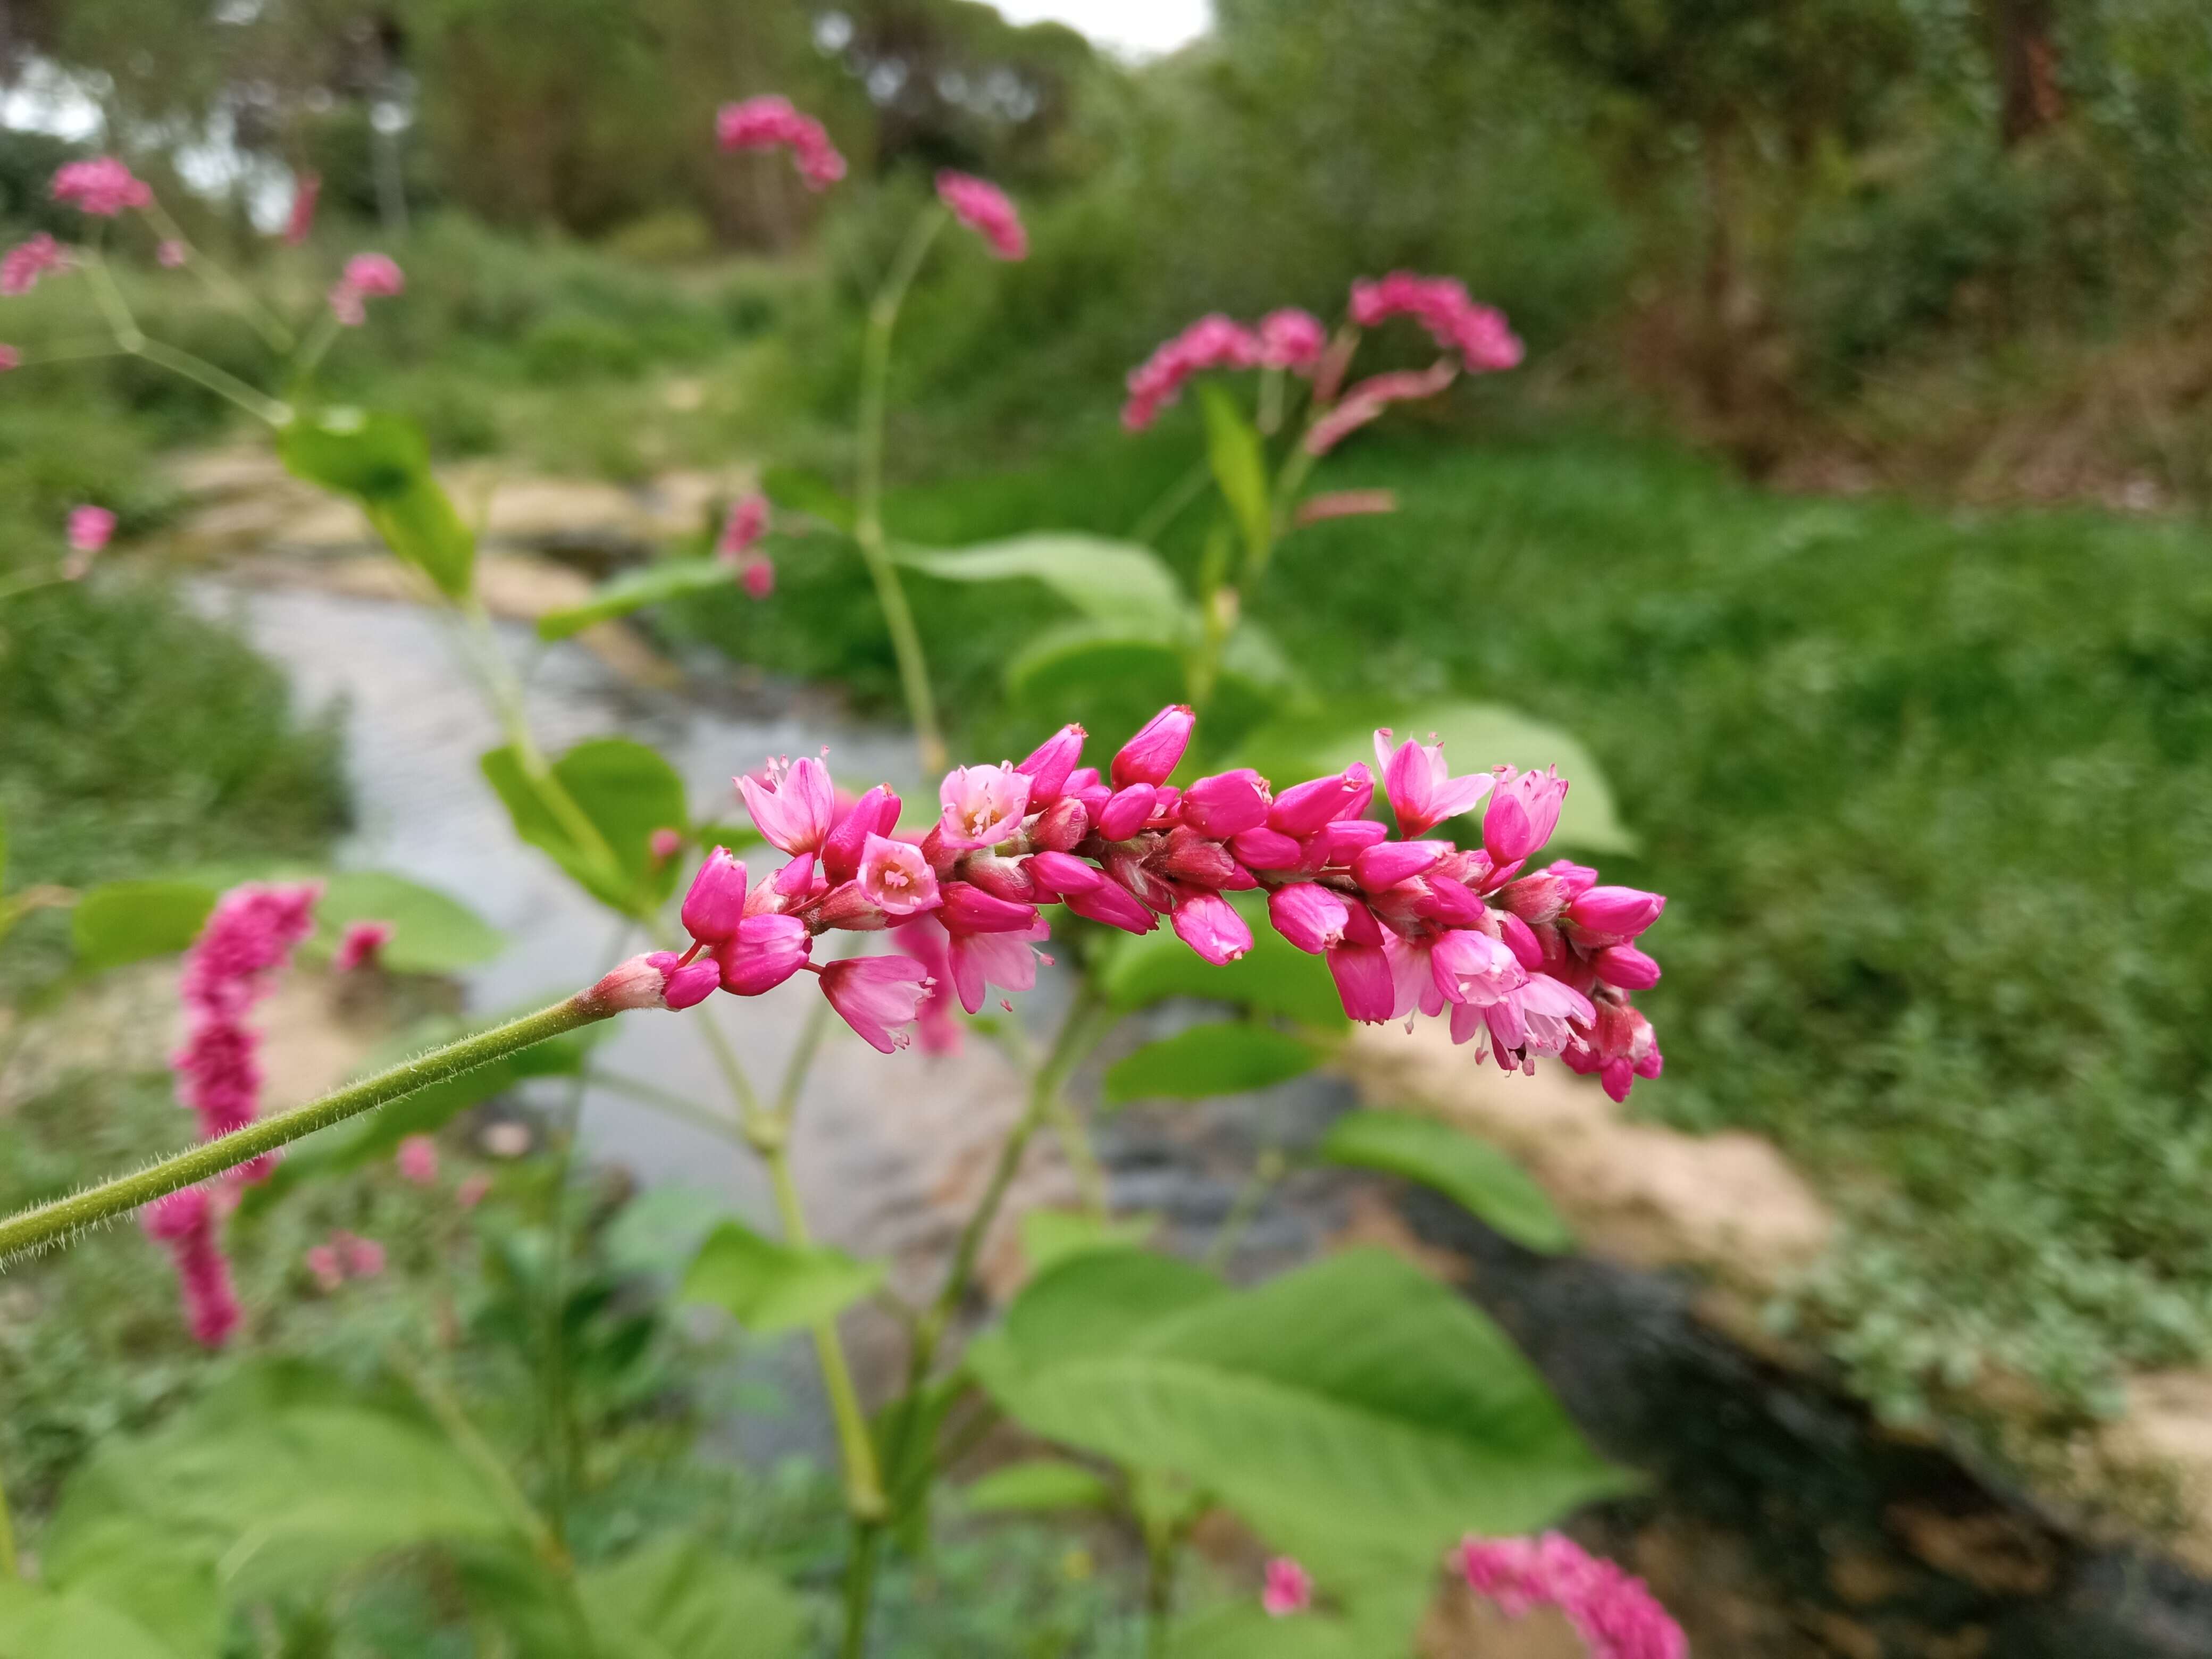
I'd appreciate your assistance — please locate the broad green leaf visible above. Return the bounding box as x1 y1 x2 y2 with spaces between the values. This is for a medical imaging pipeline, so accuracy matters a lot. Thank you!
968 1249 1628 1582
1021 1208 1158 1276
605 1186 739 1280
308 871 502 974
895 534 1195 640
962 1459 1115 1515
1006 626 1193 749
29 1516 221 1657
70 879 217 970
1103 892 1346 1031
577 1536 806 1659
1317 1110 1571 1254
1167 1603 1379 1659
0 1584 183 1659
1103 1023 1323 1108
1200 384 1271 567
481 736 689 916
278 409 474 598
760 464 855 533
537 559 737 641
1236 699 1635 854
683 1220 884 1335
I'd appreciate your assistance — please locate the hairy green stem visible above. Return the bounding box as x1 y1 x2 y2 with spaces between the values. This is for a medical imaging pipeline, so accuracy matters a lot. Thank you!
0 995 609 1264
854 206 952 774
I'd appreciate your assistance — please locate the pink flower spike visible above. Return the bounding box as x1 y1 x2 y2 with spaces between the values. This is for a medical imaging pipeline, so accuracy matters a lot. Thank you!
858 833 940 916
946 918 1049 1013
51 156 152 216
716 914 811 995
396 1135 439 1186
716 95 847 190
157 239 187 268
1172 892 1252 966
333 919 395 973
1112 705 1195 789
143 1187 240 1347
283 172 320 245
68 505 115 555
2 233 68 296
1457 1533 1687 1659
1483 767 1568 865
1295 489 1398 527
740 755 837 855
1121 315 1264 431
1347 272 1524 375
935 170 1028 260
718 491 770 560
1262 1557 1313 1618
937 762 1033 851
682 847 749 943
1305 361 1459 456
1016 724 1087 804
822 785 903 883
820 956 934 1053
1180 768 1271 839
1375 728 1494 837
1258 310 1326 373
343 252 405 297
1267 883 1348 954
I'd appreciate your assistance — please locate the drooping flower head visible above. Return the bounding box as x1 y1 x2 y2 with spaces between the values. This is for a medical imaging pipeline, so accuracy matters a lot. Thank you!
935 170 1027 260
1122 315 1264 431
716 95 847 190
1257 308 1326 372
2 233 68 297
51 157 153 217
143 1186 241 1348
1305 362 1459 456
1348 272 1523 374
1457 1533 1687 1659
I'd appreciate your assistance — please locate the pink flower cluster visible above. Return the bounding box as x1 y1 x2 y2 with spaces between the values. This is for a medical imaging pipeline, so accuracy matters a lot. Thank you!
601 707 1664 1089
51 157 152 217
305 1230 386 1293
2 233 68 297
1457 1534 1687 1659
1122 310 1326 431
1350 272 1523 374
1305 361 1459 456
171 882 321 1182
718 491 775 598
141 1187 241 1348
716 95 846 191
935 171 1027 261
334 918 394 971
1261 1556 1313 1616
329 253 404 327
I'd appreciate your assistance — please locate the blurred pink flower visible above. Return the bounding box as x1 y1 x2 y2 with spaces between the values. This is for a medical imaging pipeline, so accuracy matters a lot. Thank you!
716 95 846 190
334 918 394 971
1348 271 1522 374
67 505 115 555
1122 315 1264 431
172 883 321 1181
0 345 18 372
329 253 403 326
1304 362 1458 456
144 1186 241 1347
2 233 68 296
718 491 769 560
283 172 320 245
1295 489 1398 526
1261 1556 1312 1616
1257 308 1326 371
737 554 775 599
935 170 1027 260
1457 1533 1686 1659
649 827 685 861
396 1134 440 1186
156 239 187 269
456 1172 493 1209
51 157 152 216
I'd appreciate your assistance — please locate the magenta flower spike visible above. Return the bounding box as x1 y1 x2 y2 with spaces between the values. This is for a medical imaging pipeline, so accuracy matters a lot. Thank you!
2 233 68 296
143 1187 241 1348
171 882 320 1182
51 157 152 216
820 956 934 1052
716 94 847 190
1457 1533 1686 1659
935 170 1028 260
1257 309 1326 372
396 1135 439 1185
741 755 838 856
1348 272 1523 375
1122 316 1264 431
333 918 395 971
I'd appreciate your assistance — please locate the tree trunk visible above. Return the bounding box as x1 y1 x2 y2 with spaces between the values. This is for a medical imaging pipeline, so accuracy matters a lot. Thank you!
1987 0 2066 148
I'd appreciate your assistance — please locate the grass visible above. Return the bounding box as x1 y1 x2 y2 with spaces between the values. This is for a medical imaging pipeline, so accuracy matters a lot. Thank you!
691 405 2212 1432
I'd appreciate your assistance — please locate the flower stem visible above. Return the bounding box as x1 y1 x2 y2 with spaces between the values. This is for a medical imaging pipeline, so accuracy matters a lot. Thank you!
140 198 296 354
81 244 292 426
854 206 951 774
0 1457 17 1581
0 994 611 1265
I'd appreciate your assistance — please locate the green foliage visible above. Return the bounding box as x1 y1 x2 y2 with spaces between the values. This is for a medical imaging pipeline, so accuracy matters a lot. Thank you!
1199 386 1271 569
277 409 477 599
1318 1110 1571 1255
1101 1024 1325 1109
970 1247 1627 1598
69 879 217 973
961 1460 1115 1516
576 1535 807 1659
305 870 506 975
1020 1208 1159 1277
0 1583 183 1659
894 534 1195 641
682 1220 884 1336
1102 892 1348 1031
481 736 689 917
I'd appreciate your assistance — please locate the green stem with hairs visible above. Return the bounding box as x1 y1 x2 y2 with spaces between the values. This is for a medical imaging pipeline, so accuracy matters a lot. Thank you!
0 994 611 1264
854 205 952 774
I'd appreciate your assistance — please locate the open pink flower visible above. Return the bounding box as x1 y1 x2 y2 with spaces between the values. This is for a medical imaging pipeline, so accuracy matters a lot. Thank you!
1482 766 1568 865
946 917 1049 1014
1457 1533 1686 1659
859 833 940 916
1262 1556 1313 1616
1375 728 1493 837
396 1134 439 1186
936 171 1027 260
716 95 846 190
52 157 152 216
892 914 964 1054
938 762 1033 850
820 955 933 1052
2 233 68 296
334 918 395 972
740 754 837 854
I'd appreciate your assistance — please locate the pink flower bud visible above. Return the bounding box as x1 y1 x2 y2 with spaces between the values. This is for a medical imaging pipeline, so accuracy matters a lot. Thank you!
956 852 1036 904
1157 826 1239 887
682 847 749 943
823 785 902 882
809 882 890 933
1025 850 1102 897
1099 783 1158 840
1111 705 1195 789
1414 875 1486 928
738 555 775 599
1319 818 1389 865
740 755 837 855
820 955 934 1052
586 953 678 1013
939 881 1042 935
1262 1556 1313 1617
1064 880 1159 934
1547 859 1601 898
649 827 684 861
1497 872 1570 925
1567 885 1665 942
333 918 395 972
1171 892 1252 965
1268 765 1372 837
1594 944 1660 990
1179 768 1271 838
396 1134 439 1186
1498 911 1544 971
1326 942 1395 1023
1016 724 1087 804
716 915 811 995
858 833 940 916
718 491 769 559
1030 794 1092 851
1482 767 1567 865
68 505 115 555
938 761 1033 850
1269 883 1349 954
1351 839 1448 892
656 954 720 1009
1230 827 1303 869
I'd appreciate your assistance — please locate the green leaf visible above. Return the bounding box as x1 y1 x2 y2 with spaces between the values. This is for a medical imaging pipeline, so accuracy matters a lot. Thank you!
1236 699 1636 854
1102 1023 1323 1109
895 534 1195 640
1007 625 1187 705
29 1516 221 1657
1021 1208 1159 1276
962 1459 1115 1515
605 1186 739 1280
682 1220 884 1335
0 1584 186 1659
1167 1603 1381 1659
537 559 737 641
481 736 689 916
1200 384 1272 567
1317 1110 1571 1254
968 1249 1629 1582
1103 892 1347 1031
70 879 217 971
278 409 475 599
307 871 502 975
760 464 855 533
577 1536 806 1659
